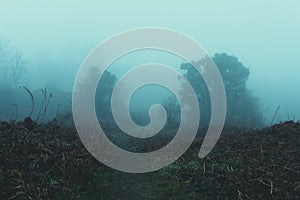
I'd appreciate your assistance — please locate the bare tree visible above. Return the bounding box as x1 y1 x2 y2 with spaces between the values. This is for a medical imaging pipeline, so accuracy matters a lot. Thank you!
0 38 28 88
9 51 27 88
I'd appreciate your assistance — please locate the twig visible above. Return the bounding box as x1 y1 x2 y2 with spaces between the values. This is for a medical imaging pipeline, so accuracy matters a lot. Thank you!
270 105 280 126
36 88 46 122
42 92 52 122
36 88 53 122
237 190 243 200
260 145 263 160
270 181 273 194
257 179 274 195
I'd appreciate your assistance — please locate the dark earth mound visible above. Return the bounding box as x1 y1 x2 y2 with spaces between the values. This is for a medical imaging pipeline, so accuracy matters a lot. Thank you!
1 120 299 199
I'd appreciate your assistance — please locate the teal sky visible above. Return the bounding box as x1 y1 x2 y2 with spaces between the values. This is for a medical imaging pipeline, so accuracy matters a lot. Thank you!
0 0 299 121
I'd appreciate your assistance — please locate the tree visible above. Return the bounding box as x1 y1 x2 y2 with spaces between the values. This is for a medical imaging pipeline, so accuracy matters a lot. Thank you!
9 52 27 88
96 69 117 118
162 96 180 128
0 38 28 88
165 53 264 128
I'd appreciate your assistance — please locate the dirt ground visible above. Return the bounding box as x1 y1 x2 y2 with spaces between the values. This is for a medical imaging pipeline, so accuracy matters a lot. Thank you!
1 120 299 199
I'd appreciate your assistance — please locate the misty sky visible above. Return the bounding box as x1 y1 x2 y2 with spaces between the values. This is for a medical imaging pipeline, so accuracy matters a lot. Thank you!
0 0 299 122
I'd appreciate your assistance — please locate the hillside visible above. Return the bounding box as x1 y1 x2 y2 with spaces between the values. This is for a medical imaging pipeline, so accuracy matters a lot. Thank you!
1 120 299 199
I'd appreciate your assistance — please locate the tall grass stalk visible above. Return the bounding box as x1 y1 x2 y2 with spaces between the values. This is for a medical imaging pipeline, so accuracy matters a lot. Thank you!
19 86 34 117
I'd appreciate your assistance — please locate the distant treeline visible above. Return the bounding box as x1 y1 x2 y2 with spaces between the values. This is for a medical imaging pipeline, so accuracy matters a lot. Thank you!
79 53 264 129
0 46 264 129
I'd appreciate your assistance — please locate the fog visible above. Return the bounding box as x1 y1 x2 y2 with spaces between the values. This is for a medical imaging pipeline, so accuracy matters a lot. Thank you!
0 0 299 124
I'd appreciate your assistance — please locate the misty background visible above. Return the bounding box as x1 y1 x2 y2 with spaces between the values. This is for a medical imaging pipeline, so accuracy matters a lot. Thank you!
0 0 299 124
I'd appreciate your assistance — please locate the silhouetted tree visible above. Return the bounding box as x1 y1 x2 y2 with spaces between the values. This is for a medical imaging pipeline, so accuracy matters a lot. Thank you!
96 69 117 118
165 53 263 128
9 52 27 88
74 66 117 126
212 53 260 127
162 96 180 128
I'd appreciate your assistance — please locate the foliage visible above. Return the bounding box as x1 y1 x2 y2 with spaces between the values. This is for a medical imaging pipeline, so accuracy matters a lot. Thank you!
95 70 117 119
165 53 264 128
162 96 180 128
213 53 263 127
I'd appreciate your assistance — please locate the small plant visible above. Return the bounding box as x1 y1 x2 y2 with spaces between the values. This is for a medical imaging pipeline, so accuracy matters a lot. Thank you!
19 86 34 117
36 88 53 122
227 157 243 170
49 178 60 189
159 161 183 178
213 157 243 174
185 160 202 173
43 91 53 122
